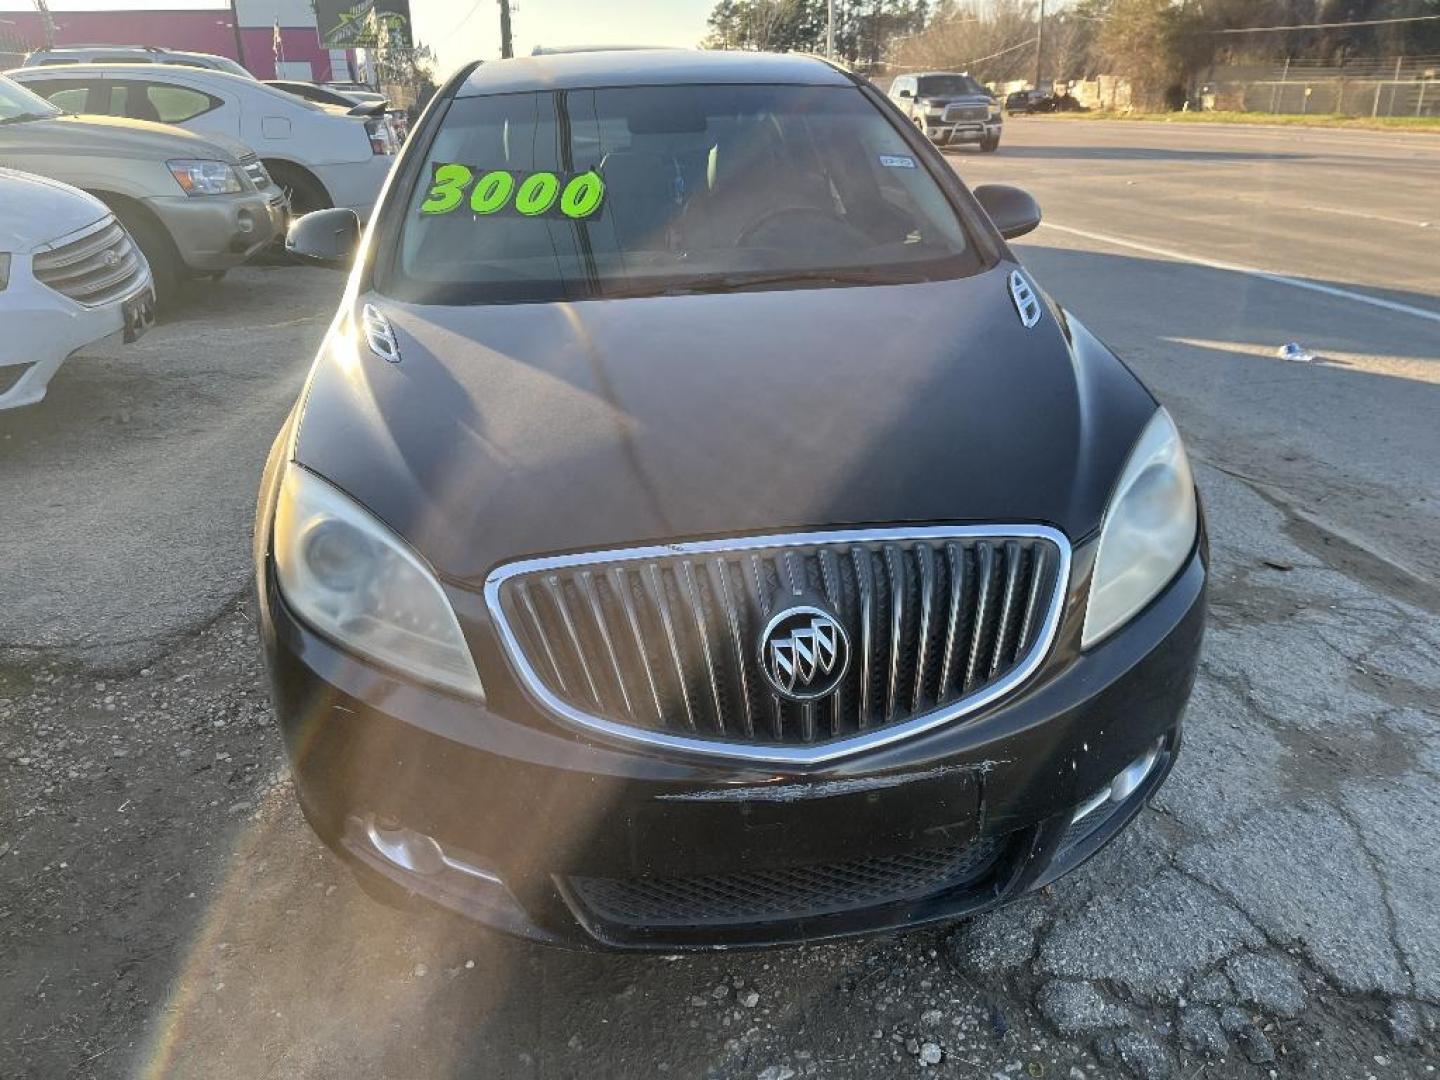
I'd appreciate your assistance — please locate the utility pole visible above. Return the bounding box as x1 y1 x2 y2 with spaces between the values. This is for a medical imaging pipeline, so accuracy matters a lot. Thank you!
1034 0 1045 89
32 0 56 49
225 0 246 70
826 0 835 59
498 0 513 59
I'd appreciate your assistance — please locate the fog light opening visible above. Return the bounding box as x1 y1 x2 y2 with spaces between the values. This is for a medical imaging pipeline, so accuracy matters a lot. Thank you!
1071 737 1165 824
354 814 504 886
236 209 256 234
364 817 445 875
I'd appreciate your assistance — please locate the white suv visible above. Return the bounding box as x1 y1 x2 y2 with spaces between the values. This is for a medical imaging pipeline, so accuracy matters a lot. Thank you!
0 167 154 410
11 63 398 218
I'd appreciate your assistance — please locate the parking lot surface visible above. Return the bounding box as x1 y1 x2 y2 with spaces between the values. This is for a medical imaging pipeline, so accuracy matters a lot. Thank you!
2 118 1437 1079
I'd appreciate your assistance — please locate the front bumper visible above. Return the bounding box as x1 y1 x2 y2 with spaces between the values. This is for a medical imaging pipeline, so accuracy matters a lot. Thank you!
0 258 153 411
925 119 1001 143
259 512 1206 950
145 190 281 272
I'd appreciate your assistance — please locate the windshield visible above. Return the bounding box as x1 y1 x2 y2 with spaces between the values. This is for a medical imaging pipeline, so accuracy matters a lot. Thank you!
0 74 63 121
381 83 978 304
917 75 984 97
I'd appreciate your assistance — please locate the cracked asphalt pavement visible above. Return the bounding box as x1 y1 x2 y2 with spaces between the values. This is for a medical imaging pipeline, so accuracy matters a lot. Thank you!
2 120 1438 1079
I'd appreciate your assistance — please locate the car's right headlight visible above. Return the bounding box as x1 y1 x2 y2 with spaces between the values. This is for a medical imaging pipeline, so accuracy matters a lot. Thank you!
1082 407 1197 648
273 463 485 699
167 159 244 196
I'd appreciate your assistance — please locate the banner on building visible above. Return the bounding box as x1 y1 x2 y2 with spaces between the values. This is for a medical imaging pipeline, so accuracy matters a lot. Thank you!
314 0 412 49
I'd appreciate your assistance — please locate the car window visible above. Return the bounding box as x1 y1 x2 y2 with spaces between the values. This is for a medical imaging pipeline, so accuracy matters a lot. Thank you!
14 79 90 113
916 75 982 97
97 55 152 64
381 83 979 305
142 83 220 123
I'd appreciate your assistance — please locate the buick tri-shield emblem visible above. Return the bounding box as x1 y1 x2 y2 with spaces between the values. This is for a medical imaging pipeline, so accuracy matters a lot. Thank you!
759 605 850 701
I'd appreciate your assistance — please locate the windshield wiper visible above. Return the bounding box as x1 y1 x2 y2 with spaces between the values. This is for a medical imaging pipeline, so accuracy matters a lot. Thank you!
0 112 55 125
618 267 926 298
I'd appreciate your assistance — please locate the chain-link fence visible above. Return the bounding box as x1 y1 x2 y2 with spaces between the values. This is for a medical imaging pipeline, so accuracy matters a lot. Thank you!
1201 56 1440 118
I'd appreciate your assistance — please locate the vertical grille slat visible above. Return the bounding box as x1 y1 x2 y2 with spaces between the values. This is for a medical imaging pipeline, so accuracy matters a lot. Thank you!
709 558 756 739
645 564 698 731
816 549 846 737
578 570 634 723
544 574 602 708
989 540 1024 677
852 548 876 730
912 543 937 712
492 529 1065 753
517 581 568 694
610 567 666 727
963 543 996 693
1016 543 1051 653
679 560 727 735
883 544 906 723
937 541 967 699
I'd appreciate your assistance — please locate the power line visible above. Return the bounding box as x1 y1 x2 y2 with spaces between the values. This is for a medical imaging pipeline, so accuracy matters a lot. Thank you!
1208 13 1440 34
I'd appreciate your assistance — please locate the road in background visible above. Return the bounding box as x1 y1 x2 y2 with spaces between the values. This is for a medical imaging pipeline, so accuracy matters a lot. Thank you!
955 117 1440 587
2 121 1438 1079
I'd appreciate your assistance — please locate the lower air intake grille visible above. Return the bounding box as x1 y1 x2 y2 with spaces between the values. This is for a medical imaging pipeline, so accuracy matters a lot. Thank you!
32 216 147 307
570 836 1006 927
487 527 1067 755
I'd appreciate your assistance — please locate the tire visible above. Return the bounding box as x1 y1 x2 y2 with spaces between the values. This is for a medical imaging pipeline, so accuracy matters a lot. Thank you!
266 161 331 218
980 134 1001 153
108 201 180 309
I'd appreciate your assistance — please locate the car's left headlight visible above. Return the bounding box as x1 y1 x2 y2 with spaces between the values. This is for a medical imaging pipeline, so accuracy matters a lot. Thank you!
272 463 485 699
1082 408 1197 648
167 159 244 196
0 253 10 291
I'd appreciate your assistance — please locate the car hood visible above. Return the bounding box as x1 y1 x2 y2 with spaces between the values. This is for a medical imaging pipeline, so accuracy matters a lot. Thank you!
0 114 246 163
293 263 1157 583
923 94 993 107
0 166 107 250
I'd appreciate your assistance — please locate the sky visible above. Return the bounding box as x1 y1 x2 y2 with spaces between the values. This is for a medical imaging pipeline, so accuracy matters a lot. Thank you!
411 0 717 76
0 1 719 78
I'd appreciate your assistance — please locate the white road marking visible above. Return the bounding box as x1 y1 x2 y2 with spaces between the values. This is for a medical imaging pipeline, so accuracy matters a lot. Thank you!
1039 222 1440 326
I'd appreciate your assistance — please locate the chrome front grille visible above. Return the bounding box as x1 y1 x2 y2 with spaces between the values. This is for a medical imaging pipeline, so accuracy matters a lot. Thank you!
32 217 147 307
486 527 1069 762
240 156 271 190
944 103 988 122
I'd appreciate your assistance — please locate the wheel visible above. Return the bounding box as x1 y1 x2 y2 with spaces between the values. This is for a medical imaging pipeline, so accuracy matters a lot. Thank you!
266 162 331 218
108 201 180 308
980 134 1001 153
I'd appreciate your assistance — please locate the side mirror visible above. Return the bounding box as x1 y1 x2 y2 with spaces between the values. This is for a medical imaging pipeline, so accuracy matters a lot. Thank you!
898 88 913 98
286 207 361 267
973 184 1042 241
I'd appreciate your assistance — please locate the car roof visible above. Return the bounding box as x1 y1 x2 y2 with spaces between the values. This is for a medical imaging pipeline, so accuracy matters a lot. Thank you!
13 62 249 85
457 49 852 97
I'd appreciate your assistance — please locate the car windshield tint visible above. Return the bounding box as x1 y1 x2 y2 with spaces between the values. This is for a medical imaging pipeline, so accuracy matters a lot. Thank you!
917 76 982 97
381 83 979 305
0 75 63 121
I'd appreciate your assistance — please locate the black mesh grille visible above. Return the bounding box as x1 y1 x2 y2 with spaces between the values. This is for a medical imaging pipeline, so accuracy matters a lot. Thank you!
570 836 1006 927
492 532 1064 748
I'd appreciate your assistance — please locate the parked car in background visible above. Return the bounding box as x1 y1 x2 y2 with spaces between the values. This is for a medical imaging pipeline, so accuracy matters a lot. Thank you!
889 71 1002 151
21 45 253 78
0 167 154 410
265 79 408 142
11 64 398 218
0 73 283 303
1005 89 1085 115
